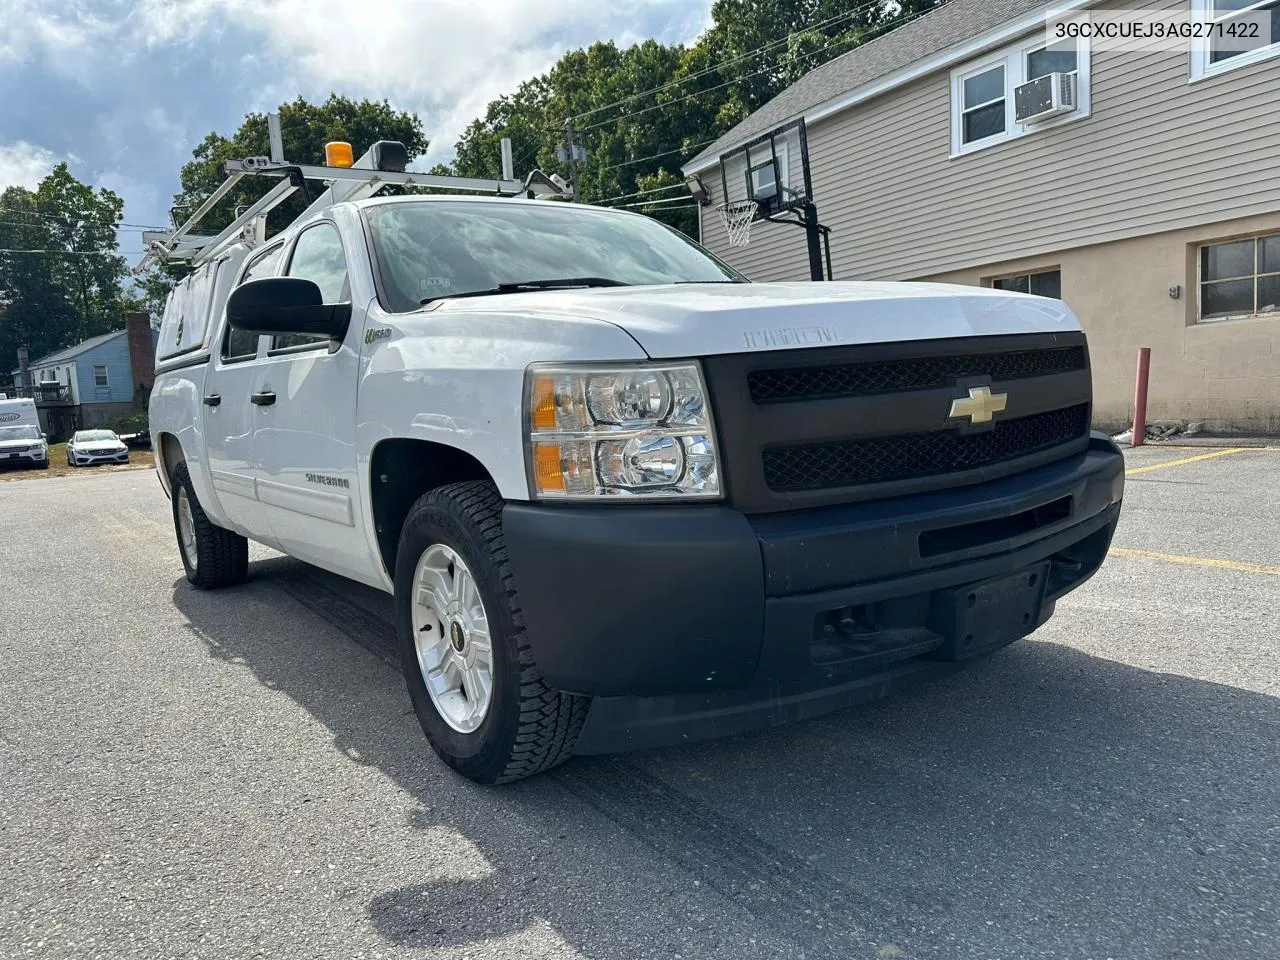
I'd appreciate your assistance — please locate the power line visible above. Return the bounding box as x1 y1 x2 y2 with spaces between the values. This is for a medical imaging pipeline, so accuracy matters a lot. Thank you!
593 182 687 206
0 219 154 234
570 0 888 123
578 6 934 134
616 197 700 210
0 206 166 231
600 139 717 173
0 248 129 256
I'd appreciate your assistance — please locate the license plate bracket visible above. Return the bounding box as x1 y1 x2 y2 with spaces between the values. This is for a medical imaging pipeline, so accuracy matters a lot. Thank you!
928 563 1050 661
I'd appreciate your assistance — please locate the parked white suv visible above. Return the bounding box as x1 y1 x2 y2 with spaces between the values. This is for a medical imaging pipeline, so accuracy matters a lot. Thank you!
149 194 1124 784
0 417 49 470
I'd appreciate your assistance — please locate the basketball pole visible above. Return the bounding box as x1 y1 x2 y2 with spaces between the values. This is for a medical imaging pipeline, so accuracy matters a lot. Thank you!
803 204 824 282
762 203 833 281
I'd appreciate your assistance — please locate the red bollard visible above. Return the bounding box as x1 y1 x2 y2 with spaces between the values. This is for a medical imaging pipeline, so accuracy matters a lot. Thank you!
1132 346 1151 448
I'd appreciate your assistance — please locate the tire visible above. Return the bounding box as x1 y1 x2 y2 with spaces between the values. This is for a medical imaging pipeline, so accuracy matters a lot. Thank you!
171 461 249 589
394 481 590 784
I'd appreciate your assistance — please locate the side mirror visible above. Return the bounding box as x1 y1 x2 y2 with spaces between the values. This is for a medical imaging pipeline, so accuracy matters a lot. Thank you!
226 278 352 341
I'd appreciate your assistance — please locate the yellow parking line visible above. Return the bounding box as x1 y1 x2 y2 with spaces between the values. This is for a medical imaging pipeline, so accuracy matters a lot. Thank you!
1124 447 1253 476
1110 547 1280 576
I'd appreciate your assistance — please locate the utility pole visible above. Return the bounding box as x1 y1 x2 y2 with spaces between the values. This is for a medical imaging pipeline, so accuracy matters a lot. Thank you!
563 119 580 202
500 137 514 182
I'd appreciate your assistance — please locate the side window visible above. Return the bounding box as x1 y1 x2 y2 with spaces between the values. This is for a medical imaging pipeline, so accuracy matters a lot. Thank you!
274 223 349 351
222 244 283 362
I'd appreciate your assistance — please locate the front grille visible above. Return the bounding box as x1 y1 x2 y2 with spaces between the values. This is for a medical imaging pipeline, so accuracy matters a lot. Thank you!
748 345 1087 404
763 404 1090 492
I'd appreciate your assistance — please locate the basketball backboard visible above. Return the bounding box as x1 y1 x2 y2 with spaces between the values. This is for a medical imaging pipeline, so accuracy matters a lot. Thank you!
718 118 812 220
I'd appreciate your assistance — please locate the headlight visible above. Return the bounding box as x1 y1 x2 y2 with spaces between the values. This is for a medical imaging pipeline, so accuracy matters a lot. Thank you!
525 362 721 500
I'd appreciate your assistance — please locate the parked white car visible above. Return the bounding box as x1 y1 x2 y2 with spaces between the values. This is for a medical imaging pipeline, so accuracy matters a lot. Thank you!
149 193 1125 785
0 416 49 470
66 429 130 467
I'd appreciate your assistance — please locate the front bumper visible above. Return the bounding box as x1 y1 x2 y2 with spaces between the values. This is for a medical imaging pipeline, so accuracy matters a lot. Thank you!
0 448 48 466
502 434 1124 751
71 450 129 465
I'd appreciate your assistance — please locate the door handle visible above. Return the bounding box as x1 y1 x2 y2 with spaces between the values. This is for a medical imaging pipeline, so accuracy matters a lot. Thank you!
250 390 277 407
203 393 221 407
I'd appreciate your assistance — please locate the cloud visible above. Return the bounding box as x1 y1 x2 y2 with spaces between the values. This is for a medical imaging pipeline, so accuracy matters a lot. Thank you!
0 141 69 191
0 0 711 236
9 0 709 156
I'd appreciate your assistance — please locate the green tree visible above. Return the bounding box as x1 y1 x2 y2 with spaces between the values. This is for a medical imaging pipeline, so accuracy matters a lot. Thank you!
0 163 131 376
139 94 431 310
173 94 429 235
441 0 938 239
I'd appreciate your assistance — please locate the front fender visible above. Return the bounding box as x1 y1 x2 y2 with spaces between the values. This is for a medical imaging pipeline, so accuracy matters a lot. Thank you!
355 307 648 501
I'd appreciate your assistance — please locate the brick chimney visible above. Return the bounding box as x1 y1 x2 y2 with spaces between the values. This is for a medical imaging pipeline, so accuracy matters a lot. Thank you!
126 312 156 408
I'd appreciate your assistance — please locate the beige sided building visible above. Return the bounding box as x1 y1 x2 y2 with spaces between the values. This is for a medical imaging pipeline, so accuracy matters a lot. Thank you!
683 0 1280 432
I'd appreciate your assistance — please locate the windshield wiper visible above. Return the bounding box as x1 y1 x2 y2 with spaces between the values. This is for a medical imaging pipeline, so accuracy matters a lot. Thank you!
421 277 629 306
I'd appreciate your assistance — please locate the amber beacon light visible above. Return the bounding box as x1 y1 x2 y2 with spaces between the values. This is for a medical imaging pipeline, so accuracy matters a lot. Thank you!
324 141 355 168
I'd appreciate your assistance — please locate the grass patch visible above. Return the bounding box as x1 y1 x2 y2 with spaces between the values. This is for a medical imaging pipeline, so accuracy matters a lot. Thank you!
0 443 155 482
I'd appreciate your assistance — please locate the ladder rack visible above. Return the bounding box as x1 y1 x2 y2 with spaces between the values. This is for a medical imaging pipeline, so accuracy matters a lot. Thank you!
135 136 568 274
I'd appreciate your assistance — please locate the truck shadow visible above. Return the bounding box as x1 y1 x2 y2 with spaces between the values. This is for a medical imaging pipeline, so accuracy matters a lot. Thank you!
172 556 1280 960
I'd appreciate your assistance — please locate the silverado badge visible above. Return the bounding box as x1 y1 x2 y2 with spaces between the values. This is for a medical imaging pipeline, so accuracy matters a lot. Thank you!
948 385 1008 425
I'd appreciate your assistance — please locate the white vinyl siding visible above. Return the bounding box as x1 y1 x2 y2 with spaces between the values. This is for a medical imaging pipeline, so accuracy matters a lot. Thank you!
699 0 1280 284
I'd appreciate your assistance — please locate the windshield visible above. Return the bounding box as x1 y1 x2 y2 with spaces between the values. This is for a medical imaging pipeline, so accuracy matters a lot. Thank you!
75 431 118 442
0 425 40 442
363 200 745 313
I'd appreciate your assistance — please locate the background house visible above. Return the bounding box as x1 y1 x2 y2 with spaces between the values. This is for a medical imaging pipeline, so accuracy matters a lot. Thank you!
7 312 157 437
684 0 1280 433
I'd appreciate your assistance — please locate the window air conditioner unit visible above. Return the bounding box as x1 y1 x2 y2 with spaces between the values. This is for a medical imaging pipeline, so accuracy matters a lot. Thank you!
1014 72 1075 124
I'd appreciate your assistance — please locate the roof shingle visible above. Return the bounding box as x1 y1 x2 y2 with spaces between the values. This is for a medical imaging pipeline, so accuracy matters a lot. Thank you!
10 330 127 375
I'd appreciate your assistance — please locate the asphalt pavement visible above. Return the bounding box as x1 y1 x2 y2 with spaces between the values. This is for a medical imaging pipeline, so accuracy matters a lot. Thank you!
1 447 1276 960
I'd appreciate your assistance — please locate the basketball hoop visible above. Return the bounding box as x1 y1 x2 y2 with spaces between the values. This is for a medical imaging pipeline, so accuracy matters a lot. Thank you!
716 199 759 247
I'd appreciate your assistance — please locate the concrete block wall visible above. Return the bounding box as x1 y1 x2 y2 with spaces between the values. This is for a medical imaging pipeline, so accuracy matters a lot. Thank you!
927 211 1280 435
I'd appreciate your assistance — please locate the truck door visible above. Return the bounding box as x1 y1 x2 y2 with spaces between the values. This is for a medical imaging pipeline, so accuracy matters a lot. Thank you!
200 245 283 543
249 221 378 584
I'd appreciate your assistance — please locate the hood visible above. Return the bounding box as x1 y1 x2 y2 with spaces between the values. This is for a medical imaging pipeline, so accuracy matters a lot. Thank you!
0 437 43 450
431 282 1081 359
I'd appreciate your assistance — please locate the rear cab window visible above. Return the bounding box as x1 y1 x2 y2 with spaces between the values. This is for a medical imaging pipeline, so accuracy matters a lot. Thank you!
157 258 224 362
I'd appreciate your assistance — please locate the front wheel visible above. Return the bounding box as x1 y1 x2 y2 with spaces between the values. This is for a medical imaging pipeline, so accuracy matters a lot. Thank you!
394 481 589 784
171 461 249 589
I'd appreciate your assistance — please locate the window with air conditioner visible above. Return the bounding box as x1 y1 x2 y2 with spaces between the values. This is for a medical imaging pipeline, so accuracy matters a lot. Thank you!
950 35 1090 156
1190 0 1280 79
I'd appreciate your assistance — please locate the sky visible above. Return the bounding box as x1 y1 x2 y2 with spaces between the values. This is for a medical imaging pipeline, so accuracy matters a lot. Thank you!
0 0 713 263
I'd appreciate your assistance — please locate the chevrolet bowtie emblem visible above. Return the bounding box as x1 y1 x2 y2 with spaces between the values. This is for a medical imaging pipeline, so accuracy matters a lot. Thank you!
948 385 1008 424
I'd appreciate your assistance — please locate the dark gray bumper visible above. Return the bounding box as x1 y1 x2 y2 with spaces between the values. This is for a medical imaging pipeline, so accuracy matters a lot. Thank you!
502 435 1124 751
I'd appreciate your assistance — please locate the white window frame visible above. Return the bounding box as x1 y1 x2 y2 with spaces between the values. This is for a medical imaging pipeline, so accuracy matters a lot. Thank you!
1190 0 1280 81
949 32 1091 157
93 364 109 388
1196 231 1280 323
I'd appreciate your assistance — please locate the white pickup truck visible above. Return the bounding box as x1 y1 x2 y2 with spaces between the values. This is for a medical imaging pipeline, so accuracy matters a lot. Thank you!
150 192 1124 783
